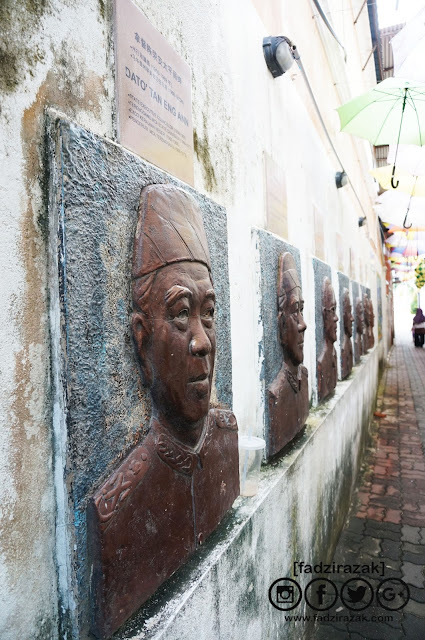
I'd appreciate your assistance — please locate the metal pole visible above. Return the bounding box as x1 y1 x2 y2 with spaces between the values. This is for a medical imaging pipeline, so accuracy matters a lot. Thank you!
311 0 347 61
362 44 377 71
354 0 368 25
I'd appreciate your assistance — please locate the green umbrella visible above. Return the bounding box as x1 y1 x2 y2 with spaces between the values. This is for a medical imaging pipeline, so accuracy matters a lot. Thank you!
337 78 425 189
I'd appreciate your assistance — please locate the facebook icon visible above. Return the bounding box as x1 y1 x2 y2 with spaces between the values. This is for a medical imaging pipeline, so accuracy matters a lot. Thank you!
305 578 338 611
316 583 327 606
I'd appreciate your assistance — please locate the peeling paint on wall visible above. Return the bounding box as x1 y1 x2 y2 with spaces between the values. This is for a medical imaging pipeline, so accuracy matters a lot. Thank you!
0 0 114 636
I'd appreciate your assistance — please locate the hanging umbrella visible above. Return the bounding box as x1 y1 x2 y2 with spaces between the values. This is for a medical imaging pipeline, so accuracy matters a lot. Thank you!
371 166 425 197
371 165 425 227
415 261 425 290
415 260 425 277
384 223 425 268
415 260 425 288
404 244 424 257
337 77 425 188
389 253 405 264
387 144 425 176
391 7 425 84
386 144 425 227
375 190 425 227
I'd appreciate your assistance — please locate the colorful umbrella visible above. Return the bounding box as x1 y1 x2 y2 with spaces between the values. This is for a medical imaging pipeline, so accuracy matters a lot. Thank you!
384 223 425 282
415 260 425 291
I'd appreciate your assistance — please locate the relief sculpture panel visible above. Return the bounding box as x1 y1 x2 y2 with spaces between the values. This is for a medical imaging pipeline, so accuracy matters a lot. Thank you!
362 293 370 354
341 287 353 380
354 297 364 363
253 231 309 460
364 294 375 350
88 185 239 638
369 298 375 349
317 278 338 401
48 117 237 640
268 252 309 457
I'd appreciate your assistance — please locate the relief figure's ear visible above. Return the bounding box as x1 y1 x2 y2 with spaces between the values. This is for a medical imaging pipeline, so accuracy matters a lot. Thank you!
131 312 153 387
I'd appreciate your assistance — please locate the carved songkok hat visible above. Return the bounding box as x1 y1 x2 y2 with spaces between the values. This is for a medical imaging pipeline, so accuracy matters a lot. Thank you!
132 184 211 278
278 252 301 296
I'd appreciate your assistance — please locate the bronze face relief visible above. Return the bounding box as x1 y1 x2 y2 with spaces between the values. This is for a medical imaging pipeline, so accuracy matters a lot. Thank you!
354 297 364 363
341 288 353 380
88 185 239 639
368 297 375 349
362 294 370 354
268 252 309 457
317 278 338 401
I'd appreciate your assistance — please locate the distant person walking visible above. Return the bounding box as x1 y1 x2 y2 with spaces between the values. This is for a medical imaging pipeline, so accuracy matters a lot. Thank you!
412 308 425 347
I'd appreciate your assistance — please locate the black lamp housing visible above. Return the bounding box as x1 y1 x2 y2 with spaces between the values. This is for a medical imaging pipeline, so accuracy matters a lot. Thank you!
263 36 296 78
335 171 348 189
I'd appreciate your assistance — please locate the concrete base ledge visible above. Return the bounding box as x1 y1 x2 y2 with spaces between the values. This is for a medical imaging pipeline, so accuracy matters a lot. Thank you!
115 347 380 640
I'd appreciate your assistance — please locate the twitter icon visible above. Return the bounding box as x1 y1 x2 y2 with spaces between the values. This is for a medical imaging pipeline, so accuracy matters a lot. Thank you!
341 579 374 611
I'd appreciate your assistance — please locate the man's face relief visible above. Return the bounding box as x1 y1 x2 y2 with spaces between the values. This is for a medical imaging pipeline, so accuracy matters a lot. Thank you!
323 283 338 343
356 300 364 333
343 295 353 337
364 297 370 327
134 261 216 427
281 286 307 366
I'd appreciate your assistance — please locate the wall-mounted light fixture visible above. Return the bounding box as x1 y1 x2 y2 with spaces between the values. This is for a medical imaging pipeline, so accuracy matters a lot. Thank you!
335 171 348 188
262 36 299 78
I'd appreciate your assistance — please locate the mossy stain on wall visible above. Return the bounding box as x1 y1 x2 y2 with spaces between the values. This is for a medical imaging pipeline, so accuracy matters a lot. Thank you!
193 116 217 193
0 0 50 93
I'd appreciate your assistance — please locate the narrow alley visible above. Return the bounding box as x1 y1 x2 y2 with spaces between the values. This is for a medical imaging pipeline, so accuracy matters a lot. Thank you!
316 335 425 639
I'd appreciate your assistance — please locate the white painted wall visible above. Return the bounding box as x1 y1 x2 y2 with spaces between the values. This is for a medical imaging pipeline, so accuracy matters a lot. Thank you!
0 0 389 637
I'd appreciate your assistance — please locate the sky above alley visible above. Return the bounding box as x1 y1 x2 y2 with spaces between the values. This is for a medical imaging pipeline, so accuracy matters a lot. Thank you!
377 0 425 27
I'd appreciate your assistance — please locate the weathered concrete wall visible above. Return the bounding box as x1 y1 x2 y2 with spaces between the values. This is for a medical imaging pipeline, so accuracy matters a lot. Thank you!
112 343 380 640
0 0 390 637
0 1 114 637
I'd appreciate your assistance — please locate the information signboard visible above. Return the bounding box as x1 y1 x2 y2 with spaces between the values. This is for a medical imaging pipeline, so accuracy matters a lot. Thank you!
114 0 194 184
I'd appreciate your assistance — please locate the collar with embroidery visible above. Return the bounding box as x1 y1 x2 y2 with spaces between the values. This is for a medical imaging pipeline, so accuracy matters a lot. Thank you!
285 365 302 393
154 413 214 475
156 433 198 475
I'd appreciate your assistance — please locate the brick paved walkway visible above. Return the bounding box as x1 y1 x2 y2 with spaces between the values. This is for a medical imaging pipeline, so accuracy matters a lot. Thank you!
315 338 425 639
